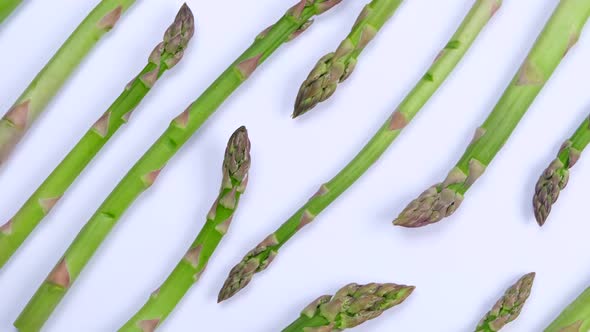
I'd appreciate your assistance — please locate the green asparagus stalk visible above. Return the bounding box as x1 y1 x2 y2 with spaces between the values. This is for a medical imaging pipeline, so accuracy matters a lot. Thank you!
533 114 590 226
545 286 590 332
0 0 136 166
119 126 251 332
282 283 414 332
293 0 403 117
218 0 500 302
394 0 590 228
0 0 22 24
15 1 342 330
0 3 195 271
476 273 535 332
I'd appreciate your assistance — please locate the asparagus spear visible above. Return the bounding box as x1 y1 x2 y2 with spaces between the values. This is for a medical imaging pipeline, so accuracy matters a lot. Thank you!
293 0 403 117
0 0 136 166
218 0 500 302
14 1 342 330
0 0 22 24
394 0 590 228
0 3 195 270
119 126 251 332
476 273 535 332
282 283 414 332
533 114 590 226
545 286 590 332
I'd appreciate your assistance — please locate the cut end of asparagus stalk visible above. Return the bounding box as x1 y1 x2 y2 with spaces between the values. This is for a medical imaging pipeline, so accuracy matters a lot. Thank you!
300 283 415 330
393 185 463 228
476 272 536 332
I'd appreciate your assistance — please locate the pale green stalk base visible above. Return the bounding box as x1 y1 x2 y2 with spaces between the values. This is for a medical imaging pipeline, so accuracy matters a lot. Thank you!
0 0 22 24
0 2 194 272
293 0 403 117
15 1 341 331
119 127 250 332
219 0 501 302
545 287 590 332
533 114 590 225
0 0 136 166
395 0 590 228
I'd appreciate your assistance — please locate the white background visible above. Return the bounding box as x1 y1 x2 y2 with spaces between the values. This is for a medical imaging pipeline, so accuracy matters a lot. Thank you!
0 0 589 331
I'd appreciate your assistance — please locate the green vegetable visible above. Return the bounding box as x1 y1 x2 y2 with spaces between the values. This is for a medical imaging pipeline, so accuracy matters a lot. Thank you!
545 286 590 332
476 273 535 332
0 0 22 24
218 0 501 302
533 114 590 226
282 283 414 332
395 0 590 228
14 1 342 330
119 126 250 332
0 3 195 270
0 0 136 166
293 0 403 117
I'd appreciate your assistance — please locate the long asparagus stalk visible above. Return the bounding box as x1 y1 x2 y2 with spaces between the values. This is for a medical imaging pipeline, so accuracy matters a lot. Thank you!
533 113 590 226
293 0 403 117
0 0 136 166
0 4 195 270
282 283 414 332
0 0 22 24
119 126 251 332
545 286 590 332
14 1 342 330
394 0 590 228
476 273 535 332
218 0 500 302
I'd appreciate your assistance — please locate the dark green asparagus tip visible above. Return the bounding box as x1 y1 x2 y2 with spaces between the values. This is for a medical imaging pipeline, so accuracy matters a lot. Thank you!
533 158 569 226
476 273 536 332
300 283 415 330
393 185 463 228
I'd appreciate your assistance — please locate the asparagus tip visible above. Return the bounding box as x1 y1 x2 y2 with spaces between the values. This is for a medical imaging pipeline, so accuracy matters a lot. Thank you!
393 186 463 228
533 158 569 227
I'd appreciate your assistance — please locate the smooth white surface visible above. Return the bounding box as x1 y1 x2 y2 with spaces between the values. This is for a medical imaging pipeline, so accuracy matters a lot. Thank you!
0 0 589 331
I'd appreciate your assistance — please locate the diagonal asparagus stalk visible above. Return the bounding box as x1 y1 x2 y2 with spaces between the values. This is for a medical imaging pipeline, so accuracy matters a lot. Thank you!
545 286 590 332
282 283 414 332
218 0 500 302
0 3 195 270
476 273 535 332
0 0 137 167
14 1 342 330
119 126 251 332
293 0 403 118
394 0 590 228
533 114 590 226
0 0 22 24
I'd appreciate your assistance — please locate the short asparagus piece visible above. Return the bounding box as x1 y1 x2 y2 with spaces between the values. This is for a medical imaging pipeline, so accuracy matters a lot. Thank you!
15 1 342 330
395 0 590 228
476 273 535 332
282 283 414 332
219 0 500 302
0 3 195 270
293 0 403 117
0 0 22 24
0 0 136 166
119 126 251 332
545 286 590 332
533 114 590 226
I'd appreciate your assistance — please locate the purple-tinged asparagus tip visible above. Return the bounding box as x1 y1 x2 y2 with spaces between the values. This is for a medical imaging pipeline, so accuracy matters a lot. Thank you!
393 185 463 228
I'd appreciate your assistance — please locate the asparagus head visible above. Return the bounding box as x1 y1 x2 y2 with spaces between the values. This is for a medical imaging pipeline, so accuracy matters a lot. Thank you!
476 273 535 332
282 283 414 332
